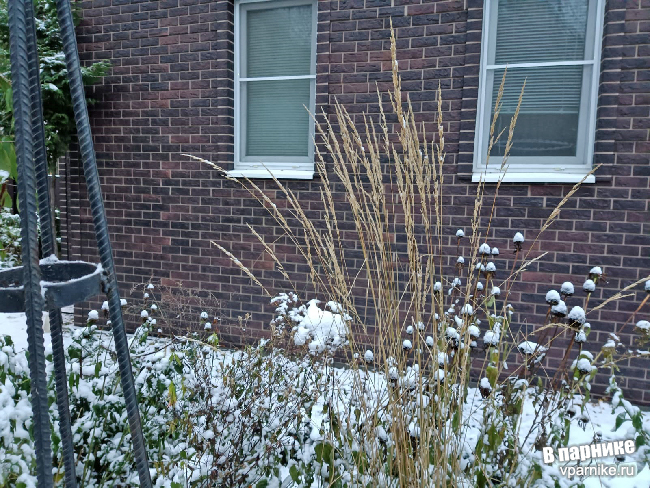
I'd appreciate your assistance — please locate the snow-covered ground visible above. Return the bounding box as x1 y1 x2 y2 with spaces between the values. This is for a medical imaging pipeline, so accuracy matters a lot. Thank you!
0 306 74 351
1 308 650 487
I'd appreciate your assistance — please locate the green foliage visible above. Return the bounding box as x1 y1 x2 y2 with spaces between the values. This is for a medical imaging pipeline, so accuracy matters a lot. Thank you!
0 0 109 182
0 207 19 268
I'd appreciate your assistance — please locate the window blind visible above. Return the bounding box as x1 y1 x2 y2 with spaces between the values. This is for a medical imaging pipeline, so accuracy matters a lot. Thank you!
246 5 312 78
494 0 589 64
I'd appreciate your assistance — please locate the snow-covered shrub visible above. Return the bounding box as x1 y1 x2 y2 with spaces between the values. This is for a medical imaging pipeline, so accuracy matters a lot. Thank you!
0 208 19 269
184 27 650 488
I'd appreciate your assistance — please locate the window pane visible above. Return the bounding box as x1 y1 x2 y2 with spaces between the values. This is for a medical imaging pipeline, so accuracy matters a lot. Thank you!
489 66 585 158
245 79 311 157
246 4 312 78
495 0 589 64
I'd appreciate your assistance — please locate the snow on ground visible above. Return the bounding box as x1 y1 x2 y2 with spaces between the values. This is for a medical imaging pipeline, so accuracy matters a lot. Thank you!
1 308 650 487
0 306 74 352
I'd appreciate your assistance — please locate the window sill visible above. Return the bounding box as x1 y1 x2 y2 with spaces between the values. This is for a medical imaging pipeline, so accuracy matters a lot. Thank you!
226 169 315 180
472 172 596 184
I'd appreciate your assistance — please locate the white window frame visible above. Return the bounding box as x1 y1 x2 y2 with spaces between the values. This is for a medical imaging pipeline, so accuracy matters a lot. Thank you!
231 0 317 180
472 0 605 184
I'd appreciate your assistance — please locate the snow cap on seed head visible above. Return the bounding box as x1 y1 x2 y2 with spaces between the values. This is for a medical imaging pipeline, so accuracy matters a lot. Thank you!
491 286 501 297
635 320 650 332
561 282 574 297
551 300 568 317
589 267 603 278
545 290 561 305
567 306 586 328
491 247 499 256
456 229 465 238
645 280 650 293
479 243 491 255
583 279 596 293
461 304 474 316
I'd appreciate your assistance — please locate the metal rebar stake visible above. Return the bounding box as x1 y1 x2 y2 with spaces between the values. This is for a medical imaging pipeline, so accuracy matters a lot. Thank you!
24 0 77 484
7 0 53 485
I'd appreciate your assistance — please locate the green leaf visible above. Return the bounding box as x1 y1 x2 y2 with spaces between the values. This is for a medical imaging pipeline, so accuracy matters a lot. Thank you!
635 434 646 449
615 413 627 430
289 465 300 482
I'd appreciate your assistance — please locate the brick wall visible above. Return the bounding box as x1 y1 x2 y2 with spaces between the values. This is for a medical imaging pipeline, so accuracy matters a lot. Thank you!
67 0 650 402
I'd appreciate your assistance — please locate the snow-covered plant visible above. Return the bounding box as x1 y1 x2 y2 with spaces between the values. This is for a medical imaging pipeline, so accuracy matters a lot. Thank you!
188 25 650 488
0 208 19 268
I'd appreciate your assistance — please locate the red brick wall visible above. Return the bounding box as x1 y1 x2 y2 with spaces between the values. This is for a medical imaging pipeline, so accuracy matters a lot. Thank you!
66 0 650 402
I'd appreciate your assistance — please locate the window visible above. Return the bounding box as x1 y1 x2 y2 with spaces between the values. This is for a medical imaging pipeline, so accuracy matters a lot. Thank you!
233 0 317 179
473 0 605 183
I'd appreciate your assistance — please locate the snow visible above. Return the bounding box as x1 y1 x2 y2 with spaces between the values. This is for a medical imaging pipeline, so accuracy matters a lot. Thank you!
405 325 413 334
589 266 603 276
646 280 650 292
457 256 464 264
461 304 473 316
468 325 480 339
583 279 596 292
575 329 587 343
561 281 575 296
88 310 99 321
292 300 349 354
478 243 491 255
485 262 496 273
636 320 650 331
476 282 484 291
545 290 560 305
456 229 465 238
517 341 546 355
491 247 499 256
0 307 74 352
576 357 593 374
402 339 412 350
567 306 586 325
551 300 567 316
363 350 373 362
483 327 500 347
513 232 524 243
1 305 650 487
491 286 500 296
